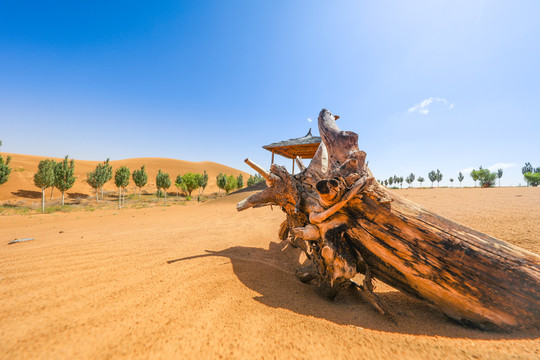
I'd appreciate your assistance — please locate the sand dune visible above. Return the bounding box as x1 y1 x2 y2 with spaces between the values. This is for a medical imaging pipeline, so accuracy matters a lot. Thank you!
0 153 251 202
0 187 539 359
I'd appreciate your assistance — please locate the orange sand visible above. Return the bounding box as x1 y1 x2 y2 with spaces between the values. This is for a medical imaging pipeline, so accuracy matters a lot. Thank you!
1 186 539 359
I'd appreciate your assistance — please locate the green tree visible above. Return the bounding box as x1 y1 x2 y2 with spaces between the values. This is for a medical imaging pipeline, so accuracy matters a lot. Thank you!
458 172 464 187
86 169 100 202
217 173 227 195
201 170 209 194
471 167 497 188
524 172 540 187
522 162 533 186
247 174 264 187
99 159 113 200
181 173 200 197
33 159 56 213
388 176 394 187
384 179 388 186
54 155 76 206
417 176 424 187
449 178 454 187
89 158 112 201
132 165 148 198
435 169 443 187
0 152 12 186
175 174 183 196
497 168 503 187
471 169 479 187
114 166 130 209
225 175 237 194
237 173 244 189
405 173 415 188
156 170 172 204
86 159 111 202
104 160 113 198
195 173 204 196
428 171 436 188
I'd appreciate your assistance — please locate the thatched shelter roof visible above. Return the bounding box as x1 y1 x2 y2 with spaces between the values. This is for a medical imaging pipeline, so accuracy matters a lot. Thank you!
262 129 321 159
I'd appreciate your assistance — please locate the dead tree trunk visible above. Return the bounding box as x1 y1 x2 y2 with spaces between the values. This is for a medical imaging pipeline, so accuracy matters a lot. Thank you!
237 108 540 331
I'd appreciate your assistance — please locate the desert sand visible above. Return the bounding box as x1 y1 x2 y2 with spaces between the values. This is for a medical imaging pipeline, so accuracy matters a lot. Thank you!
1 181 539 358
0 153 251 204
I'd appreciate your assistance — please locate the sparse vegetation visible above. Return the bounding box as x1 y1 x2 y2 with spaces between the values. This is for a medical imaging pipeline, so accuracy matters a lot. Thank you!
217 173 227 195
33 159 56 213
522 163 539 187
436 169 443 187
181 173 200 197
428 171 436 188
175 174 183 196
114 166 130 209
458 172 464 187
405 173 415 188
86 159 112 202
522 163 538 186
237 174 244 189
247 174 264 187
156 170 172 204
201 170 209 194
470 167 497 188
54 155 76 206
225 175 237 194
524 172 540 187
132 165 148 198
0 143 12 186
471 169 479 187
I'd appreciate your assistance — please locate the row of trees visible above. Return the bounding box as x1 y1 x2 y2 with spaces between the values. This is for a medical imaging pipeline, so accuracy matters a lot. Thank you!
29 154 252 211
379 162 537 189
379 167 506 189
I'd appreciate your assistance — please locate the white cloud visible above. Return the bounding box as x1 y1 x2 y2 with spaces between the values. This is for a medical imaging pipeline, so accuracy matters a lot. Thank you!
307 118 312 122
487 163 516 171
407 97 453 115
460 163 516 174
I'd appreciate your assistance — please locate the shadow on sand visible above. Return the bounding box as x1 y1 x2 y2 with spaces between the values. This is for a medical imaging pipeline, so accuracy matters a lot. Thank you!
67 192 89 199
168 241 539 340
11 189 41 199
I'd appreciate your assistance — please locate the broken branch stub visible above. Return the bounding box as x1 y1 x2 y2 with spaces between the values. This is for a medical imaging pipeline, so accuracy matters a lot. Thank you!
237 108 540 330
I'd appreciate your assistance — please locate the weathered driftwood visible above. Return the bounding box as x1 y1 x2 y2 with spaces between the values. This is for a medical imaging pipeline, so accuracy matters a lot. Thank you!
237 108 540 330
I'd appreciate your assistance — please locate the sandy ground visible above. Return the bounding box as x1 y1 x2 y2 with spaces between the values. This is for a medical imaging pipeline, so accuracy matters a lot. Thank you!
0 153 251 204
1 187 539 359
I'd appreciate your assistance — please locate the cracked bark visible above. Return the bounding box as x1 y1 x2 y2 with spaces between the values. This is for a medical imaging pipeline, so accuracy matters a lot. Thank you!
237 108 540 331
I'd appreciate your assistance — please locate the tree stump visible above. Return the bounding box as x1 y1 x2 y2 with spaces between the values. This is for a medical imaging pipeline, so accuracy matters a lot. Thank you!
237 108 540 330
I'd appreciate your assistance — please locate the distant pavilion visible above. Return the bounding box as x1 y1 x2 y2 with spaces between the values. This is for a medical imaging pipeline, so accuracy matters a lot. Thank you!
262 129 321 174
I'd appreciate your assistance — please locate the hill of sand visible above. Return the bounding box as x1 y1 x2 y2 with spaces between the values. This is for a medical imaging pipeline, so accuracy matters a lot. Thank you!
1 187 539 359
0 153 251 203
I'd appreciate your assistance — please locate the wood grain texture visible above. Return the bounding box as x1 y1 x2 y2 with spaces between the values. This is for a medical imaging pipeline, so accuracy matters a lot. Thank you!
238 108 540 330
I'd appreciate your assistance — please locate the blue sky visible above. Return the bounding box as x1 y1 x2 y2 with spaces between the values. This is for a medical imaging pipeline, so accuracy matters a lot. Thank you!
1 1 538 186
